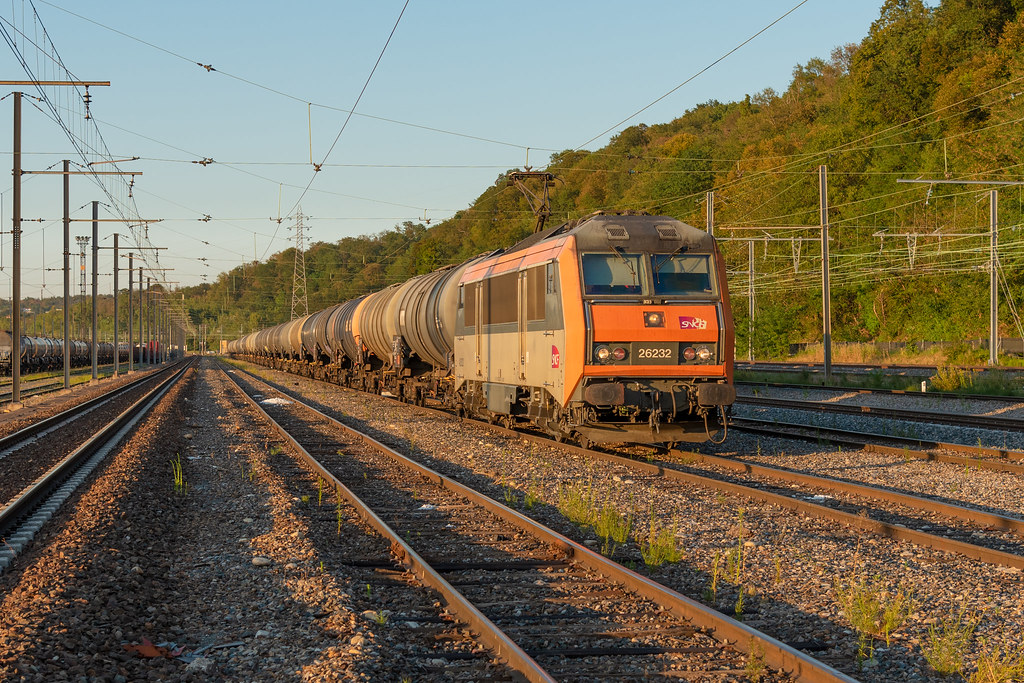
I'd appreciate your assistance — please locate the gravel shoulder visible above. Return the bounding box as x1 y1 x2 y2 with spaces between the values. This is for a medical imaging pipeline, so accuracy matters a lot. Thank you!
0 359 512 681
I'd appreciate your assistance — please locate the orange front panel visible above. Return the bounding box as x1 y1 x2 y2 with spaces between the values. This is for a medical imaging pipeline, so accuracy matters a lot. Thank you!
558 237 585 405
583 364 727 378
590 304 719 343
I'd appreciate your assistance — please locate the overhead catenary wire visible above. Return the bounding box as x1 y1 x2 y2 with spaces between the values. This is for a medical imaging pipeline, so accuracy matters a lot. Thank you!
36 0 537 153
280 0 410 228
572 0 811 152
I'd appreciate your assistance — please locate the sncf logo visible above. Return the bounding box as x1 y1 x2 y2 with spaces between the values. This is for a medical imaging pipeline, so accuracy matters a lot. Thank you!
678 316 709 330
551 345 560 369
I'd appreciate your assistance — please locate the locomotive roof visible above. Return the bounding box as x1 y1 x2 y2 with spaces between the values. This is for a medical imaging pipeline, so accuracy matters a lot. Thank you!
503 212 714 256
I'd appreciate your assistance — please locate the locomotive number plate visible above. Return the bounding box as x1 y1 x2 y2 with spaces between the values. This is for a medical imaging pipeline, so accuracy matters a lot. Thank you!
631 342 677 365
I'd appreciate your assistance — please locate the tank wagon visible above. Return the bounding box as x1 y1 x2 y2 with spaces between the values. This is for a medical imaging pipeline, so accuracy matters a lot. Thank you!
229 212 735 445
0 331 129 374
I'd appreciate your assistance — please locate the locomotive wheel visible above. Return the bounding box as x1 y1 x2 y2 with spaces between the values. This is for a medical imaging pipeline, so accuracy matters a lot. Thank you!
577 433 591 450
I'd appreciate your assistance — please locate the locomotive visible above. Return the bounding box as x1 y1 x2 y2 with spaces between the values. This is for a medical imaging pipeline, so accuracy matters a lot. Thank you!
0 331 130 374
229 212 735 445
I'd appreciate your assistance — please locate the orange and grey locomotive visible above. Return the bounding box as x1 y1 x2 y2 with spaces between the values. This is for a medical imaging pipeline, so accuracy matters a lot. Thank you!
229 212 735 445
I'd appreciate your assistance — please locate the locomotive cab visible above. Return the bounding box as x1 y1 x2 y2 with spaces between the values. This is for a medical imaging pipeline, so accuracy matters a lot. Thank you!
567 214 735 445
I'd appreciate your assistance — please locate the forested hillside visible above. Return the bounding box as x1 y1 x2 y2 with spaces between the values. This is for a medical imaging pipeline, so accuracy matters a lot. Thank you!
187 0 1024 360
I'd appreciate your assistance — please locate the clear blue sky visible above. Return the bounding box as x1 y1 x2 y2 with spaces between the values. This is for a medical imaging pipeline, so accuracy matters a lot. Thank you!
0 0 884 296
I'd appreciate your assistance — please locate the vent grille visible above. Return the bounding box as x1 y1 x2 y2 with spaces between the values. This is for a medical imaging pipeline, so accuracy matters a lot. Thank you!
656 225 679 240
605 225 629 240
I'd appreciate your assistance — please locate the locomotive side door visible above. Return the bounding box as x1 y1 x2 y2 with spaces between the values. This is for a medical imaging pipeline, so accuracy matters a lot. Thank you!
518 271 527 380
475 279 484 378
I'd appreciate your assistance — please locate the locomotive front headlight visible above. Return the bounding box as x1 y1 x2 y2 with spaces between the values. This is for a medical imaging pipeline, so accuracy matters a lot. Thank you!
595 345 611 362
696 345 712 361
644 311 665 328
682 346 696 361
611 346 627 361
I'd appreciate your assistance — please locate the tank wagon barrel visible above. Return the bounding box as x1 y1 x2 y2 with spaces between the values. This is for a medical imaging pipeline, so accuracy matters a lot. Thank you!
0 330 135 375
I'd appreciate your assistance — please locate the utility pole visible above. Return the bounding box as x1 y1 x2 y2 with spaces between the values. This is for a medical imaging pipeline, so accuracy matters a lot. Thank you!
706 190 714 237
138 267 143 365
112 233 119 376
3 80 109 404
990 190 998 365
91 201 98 381
896 178 1021 366
290 207 308 320
76 235 88 340
127 253 133 372
63 160 70 389
820 165 832 383
145 277 151 365
748 241 754 362
11 92 21 403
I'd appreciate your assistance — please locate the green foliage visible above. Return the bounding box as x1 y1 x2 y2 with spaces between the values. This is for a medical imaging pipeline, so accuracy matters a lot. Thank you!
170 453 187 496
834 572 914 662
922 607 980 676
557 479 596 526
639 514 684 568
930 365 976 391
970 639 1024 683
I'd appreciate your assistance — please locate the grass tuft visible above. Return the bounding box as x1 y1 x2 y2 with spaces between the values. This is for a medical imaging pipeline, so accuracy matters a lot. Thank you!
834 572 914 663
922 607 980 677
970 639 1024 683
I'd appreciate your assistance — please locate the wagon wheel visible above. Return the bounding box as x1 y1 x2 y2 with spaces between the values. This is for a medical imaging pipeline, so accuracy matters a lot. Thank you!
577 433 591 450
501 415 514 430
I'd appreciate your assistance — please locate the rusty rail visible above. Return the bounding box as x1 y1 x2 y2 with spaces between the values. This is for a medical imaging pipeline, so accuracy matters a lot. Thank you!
736 394 1024 433
732 417 1024 473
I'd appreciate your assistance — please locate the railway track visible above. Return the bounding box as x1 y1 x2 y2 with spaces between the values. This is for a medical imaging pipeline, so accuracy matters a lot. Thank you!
730 416 1024 473
221 364 854 682
735 394 1024 433
460 421 1024 571
736 380 1024 403
735 361 941 377
735 360 1024 378
232 360 1024 568
0 359 194 572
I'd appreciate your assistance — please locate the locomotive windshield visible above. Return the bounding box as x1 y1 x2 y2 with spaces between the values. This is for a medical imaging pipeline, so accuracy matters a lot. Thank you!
581 252 645 295
652 254 714 296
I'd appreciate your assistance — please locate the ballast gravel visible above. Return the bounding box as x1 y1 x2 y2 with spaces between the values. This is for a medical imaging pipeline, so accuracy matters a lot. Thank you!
0 360 512 681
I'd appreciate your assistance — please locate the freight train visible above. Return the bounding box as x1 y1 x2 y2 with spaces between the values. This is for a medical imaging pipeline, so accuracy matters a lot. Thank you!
0 331 131 374
228 212 735 446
